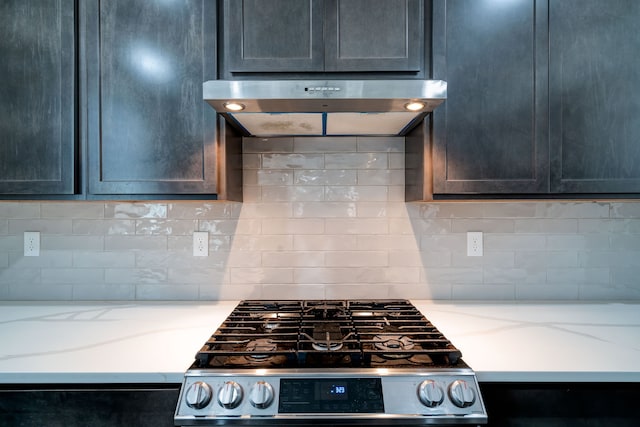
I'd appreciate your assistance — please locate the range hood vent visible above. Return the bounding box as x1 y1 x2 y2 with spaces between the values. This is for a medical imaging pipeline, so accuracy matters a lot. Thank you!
203 80 446 137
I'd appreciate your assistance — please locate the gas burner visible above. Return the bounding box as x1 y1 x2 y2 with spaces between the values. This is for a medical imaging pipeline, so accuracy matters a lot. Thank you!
260 314 282 331
303 301 347 319
311 341 344 351
373 334 415 358
245 338 277 359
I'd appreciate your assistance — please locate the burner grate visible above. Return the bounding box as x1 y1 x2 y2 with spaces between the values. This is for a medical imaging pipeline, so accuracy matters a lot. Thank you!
193 300 464 368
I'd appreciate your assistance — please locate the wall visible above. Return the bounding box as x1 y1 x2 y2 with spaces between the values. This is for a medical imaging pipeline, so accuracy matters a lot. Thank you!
1 136 639 301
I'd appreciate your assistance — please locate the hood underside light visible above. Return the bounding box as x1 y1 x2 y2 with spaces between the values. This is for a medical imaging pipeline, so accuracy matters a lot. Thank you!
404 101 426 112
223 102 245 112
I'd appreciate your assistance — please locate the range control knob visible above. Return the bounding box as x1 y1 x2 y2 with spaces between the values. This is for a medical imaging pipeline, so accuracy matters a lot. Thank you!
184 381 213 409
448 379 476 408
249 381 275 409
417 379 444 407
217 381 243 409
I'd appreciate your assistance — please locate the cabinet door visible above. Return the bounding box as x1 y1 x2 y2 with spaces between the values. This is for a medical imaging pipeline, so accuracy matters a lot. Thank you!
224 0 324 73
0 0 76 195
83 0 218 195
324 0 423 72
432 0 549 194
549 0 640 193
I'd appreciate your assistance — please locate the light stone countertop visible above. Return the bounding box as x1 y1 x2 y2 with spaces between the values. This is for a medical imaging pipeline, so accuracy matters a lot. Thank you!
0 300 638 384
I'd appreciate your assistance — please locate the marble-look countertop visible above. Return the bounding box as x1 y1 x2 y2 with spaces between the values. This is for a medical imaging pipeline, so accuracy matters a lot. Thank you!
0 300 638 384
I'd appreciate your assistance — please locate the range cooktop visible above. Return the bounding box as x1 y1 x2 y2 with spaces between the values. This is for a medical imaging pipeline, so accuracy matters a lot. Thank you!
175 300 487 426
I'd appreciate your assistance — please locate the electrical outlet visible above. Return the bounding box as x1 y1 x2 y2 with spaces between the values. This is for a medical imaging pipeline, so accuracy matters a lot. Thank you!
24 231 40 257
193 231 209 257
467 231 483 257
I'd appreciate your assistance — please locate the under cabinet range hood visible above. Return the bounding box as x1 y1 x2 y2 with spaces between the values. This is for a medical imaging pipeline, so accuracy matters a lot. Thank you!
203 80 446 137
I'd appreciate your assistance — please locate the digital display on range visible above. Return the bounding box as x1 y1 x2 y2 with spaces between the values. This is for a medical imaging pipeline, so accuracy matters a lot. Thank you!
278 378 384 413
320 383 348 400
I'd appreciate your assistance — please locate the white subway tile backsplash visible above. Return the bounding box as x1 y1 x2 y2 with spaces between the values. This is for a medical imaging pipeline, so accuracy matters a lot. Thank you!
41 202 105 219
72 284 135 300
262 153 324 169
135 284 199 300
244 137 294 153
294 136 356 152
262 284 326 300
514 219 578 233
452 284 516 300
41 268 104 284
42 236 104 251
257 170 294 186
325 186 388 202
356 137 403 153
9 219 72 234
610 202 640 218
544 202 610 219
515 251 578 268
72 219 136 235
451 219 516 233
546 234 611 250
263 218 324 235
293 201 356 218
295 170 357 186
9 252 73 268
2 136 640 301
9 284 73 300
104 235 167 251
262 251 324 267
261 185 325 202
516 284 580 300
232 235 293 252
168 202 240 219
136 219 197 236
226 251 262 268
105 203 167 219
0 267 40 285
73 252 134 268
357 235 416 251
240 202 292 218
388 153 405 169
0 202 40 218
293 235 357 251
106 268 167 284
324 251 387 267
199 219 244 235
325 218 388 235
324 153 387 169
230 267 294 284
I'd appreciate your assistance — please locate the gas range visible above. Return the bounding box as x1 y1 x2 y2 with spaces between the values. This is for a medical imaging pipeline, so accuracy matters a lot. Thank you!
175 300 487 426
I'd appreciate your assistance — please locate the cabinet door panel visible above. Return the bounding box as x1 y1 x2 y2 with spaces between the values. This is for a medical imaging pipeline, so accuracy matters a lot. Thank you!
549 0 640 193
324 0 423 72
432 0 549 194
0 0 76 195
85 0 217 195
224 0 324 72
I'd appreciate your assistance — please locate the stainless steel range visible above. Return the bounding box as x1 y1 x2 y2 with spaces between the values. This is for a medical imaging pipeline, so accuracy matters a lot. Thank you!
174 300 487 426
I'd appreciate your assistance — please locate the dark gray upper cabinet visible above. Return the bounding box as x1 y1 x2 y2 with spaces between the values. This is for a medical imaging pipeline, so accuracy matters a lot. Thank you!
222 0 424 75
0 0 76 195
431 0 549 195
549 0 640 193
82 0 219 196
224 0 324 72
324 0 423 72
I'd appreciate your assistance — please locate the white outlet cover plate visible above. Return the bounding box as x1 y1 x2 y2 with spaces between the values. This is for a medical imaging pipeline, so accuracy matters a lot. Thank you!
467 231 483 257
193 231 209 257
24 231 40 257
